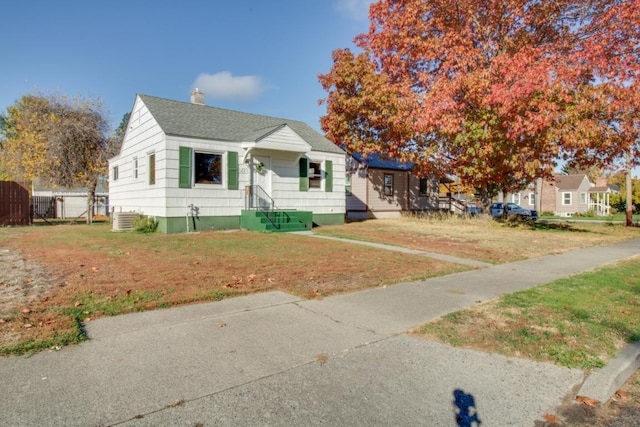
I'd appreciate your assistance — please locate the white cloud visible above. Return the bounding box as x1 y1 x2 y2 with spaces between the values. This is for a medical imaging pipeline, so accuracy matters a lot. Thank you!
333 0 375 21
192 72 267 101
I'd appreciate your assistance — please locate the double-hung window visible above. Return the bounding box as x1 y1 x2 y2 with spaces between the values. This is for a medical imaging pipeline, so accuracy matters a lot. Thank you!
178 147 238 189
309 161 322 189
298 158 332 192
195 152 223 185
148 153 156 185
384 174 393 196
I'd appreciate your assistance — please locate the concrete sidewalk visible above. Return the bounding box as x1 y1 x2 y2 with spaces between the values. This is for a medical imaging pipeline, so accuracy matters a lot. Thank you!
0 239 639 426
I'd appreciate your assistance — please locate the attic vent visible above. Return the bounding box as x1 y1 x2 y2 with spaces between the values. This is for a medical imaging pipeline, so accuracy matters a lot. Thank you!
112 212 138 231
191 89 205 105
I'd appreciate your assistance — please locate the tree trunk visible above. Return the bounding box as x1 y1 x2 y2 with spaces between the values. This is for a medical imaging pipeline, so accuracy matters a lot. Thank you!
86 181 97 225
535 178 542 214
626 164 633 226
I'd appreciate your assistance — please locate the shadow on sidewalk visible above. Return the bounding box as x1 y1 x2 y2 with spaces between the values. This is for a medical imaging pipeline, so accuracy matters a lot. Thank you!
453 389 482 426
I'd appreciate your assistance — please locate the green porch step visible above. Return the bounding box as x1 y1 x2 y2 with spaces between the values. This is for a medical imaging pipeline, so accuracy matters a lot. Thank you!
240 210 312 232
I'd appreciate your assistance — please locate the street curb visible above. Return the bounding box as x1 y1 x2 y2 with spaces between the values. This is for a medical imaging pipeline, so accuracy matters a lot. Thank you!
577 340 640 403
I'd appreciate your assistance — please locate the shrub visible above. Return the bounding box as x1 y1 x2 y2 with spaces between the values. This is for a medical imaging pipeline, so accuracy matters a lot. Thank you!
133 215 158 233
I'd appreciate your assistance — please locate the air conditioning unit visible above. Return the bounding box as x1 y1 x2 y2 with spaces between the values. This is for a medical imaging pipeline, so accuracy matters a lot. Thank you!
112 212 138 231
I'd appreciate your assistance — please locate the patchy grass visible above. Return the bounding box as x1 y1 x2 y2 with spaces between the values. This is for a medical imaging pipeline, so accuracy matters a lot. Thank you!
2 216 639 356
316 216 640 263
0 222 467 355
413 258 640 369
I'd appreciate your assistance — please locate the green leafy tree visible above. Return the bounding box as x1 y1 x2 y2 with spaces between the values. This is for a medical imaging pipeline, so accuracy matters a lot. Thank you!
608 173 640 214
108 112 130 158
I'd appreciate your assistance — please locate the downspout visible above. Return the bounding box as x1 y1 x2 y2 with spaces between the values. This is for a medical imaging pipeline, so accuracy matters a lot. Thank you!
186 201 190 233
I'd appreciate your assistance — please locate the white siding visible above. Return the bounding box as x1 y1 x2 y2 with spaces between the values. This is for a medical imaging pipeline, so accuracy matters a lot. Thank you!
256 126 311 152
108 97 167 217
269 151 345 215
165 135 245 217
109 95 345 220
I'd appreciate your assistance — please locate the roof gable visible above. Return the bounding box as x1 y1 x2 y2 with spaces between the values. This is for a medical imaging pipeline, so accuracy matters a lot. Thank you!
553 174 591 190
242 124 312 153
137 94 343 154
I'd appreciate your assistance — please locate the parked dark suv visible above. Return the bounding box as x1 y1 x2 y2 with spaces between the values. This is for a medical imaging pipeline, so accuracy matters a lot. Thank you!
490 202 538 220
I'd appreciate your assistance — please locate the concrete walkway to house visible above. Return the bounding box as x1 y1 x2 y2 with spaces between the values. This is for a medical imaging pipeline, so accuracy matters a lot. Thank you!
1 239 639 426
302 232 494 268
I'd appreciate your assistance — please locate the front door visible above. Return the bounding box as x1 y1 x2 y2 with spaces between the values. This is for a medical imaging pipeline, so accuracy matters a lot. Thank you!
252 155 272 209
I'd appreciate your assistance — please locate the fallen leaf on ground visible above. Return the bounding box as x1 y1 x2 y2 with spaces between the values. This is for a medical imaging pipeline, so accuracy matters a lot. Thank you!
575 395 599 407
165 399 185 408
615 389 631 400
542 413 562 424
316 353 328 365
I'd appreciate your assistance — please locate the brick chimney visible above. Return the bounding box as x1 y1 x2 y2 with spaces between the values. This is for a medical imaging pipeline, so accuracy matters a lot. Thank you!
190 88 205 105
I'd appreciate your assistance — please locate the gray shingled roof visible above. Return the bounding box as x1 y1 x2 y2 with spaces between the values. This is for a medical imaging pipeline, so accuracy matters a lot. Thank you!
138 94 344 154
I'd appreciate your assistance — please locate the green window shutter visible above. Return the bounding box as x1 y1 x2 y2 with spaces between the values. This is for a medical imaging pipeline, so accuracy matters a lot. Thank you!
325 160 333 192
178 146 192 188
227 151 238 190
299 158 309 192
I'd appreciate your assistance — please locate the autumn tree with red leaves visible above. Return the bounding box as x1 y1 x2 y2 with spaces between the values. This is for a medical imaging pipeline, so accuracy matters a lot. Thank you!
574 0 640 224
319 0 639 210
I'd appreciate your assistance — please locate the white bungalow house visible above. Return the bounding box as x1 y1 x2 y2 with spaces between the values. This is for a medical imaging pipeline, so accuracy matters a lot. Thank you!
108 92 345 233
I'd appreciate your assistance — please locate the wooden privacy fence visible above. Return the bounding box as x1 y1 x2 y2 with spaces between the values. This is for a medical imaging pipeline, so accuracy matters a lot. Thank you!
0 181 31 225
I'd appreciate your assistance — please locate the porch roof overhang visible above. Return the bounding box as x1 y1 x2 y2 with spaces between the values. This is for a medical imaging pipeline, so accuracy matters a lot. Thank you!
241 124 312 162
241 139 312 153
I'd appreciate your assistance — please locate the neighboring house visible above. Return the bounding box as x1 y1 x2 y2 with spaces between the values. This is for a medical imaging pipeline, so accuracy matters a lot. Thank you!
108 92 345 233
345 152 438 220
552 174 594 216
32 177 109 219
505 174 616 217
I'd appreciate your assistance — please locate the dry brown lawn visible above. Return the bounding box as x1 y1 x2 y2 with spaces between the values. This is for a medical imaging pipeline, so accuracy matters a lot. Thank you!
315 216 640 263
1 216 638 353
0 222 465 351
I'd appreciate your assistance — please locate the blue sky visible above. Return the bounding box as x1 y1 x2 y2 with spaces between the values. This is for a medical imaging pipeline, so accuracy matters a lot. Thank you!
1 0 374 132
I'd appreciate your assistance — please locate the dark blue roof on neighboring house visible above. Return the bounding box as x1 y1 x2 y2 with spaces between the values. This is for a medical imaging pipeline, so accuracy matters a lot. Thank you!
351 152 414 171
